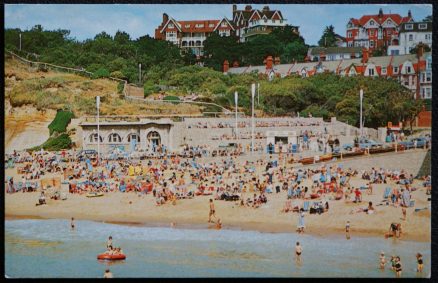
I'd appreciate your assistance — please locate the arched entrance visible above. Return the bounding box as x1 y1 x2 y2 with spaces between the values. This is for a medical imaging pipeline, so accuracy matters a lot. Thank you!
147 131 161 152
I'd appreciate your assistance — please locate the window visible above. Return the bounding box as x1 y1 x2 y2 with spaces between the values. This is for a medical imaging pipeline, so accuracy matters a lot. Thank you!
108 133 122 143
221 22 227 27
406 66 412 73
209 23 215 28
394 66 399 74
381 67 387 74
370 40 374 48
127 134 140 142
427 59 432 70
185 24 190 28
409 34 413 41
168 23 174 28
195 24 204 28
370 20 375 26
425 33 431 41
405 24 413 30
368 68 375 76
347 31 352 38
264 19 267 23
387 30 391 35
419 23 427 30
370 30 375 36
89 133 102 143
426 71 432 82
391 50 399 56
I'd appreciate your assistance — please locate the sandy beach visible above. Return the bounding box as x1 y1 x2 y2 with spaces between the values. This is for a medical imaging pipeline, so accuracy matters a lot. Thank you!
5 150 431 242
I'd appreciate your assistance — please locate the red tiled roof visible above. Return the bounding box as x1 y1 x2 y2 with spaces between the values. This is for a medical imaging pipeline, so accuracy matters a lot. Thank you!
177 20 221 33
350 13 411 27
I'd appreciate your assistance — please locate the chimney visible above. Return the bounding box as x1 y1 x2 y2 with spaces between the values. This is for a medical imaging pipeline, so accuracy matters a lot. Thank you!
417 42 424 58
274 56 280 65
266 56 273 69
232 60 239 67
223 60 229 73
233 4 237 12
245 5 252 11
163 13 169 23
408 10 412 18
351 53 356 59
263 6 270 12
319 52 326 62
361 48 369 64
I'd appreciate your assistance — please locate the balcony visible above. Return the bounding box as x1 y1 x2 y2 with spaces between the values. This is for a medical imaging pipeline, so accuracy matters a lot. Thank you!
247 19 287 28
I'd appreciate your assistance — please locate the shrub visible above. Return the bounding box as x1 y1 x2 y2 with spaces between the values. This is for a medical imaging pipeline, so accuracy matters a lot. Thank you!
163 95 180 104
48 110 74 135
30 133 72 151
143 81 160 97
117 81 125 94
92 68 110 79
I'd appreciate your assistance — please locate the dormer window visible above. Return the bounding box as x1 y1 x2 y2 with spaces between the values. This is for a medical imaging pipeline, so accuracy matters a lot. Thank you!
370 20 375 26
394 66 399 74
168 23 174 28
209 23 215 28
195 24 204 28
185 24 190 28
381 67 387 74
405 24 413 30
419 23 427 30
221 22 227 27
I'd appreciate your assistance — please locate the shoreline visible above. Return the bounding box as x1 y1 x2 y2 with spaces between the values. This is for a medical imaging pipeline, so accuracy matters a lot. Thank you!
5 213 429 243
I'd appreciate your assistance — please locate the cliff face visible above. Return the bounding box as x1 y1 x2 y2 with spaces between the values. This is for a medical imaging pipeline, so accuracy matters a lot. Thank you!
5 99 56 153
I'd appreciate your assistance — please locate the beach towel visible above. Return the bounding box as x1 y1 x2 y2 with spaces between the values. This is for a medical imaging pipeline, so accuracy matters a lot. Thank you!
414 207 428 212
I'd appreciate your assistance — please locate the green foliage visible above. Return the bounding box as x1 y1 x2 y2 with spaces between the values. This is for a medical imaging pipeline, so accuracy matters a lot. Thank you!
92 68 110 79
48 110 74 135
203 26 308 70
163 95 180 104
117 81 125 94
30 133 72 152
143 81 160 97
409 44 431 54
318 25 337 47
4 26 184 84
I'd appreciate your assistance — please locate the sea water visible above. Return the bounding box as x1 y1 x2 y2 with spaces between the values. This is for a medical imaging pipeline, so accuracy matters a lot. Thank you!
5 219 430 278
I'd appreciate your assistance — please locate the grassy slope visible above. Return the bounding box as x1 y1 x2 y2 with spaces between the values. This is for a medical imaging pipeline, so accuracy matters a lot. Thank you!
5 58 201 117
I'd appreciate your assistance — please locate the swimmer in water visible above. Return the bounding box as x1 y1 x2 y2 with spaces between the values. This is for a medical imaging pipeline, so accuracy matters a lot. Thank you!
416 253 423 272
215 218 222 229
104 269 113 278
71 217 75 230
379 252 386 270
295 242 302 264
345 221 350 240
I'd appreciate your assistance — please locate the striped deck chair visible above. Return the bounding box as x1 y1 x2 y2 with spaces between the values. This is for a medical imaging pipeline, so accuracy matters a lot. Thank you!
383 187 391 199
302 201 310 212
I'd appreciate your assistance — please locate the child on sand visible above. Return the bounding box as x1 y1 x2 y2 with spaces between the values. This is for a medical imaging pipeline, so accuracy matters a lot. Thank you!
345 221 350 239
402 207 407 221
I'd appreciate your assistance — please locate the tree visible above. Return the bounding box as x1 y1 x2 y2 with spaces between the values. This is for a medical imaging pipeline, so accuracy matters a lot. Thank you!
281 41 308 63
409 44 431 54
422 15 432 22
318 25 337 47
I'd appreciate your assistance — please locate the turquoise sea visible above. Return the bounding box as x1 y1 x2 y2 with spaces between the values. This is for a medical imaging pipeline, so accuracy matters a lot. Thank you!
5 219 430 278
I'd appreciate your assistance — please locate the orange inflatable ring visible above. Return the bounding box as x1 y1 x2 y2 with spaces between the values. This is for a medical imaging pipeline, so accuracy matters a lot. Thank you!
97 253 126 260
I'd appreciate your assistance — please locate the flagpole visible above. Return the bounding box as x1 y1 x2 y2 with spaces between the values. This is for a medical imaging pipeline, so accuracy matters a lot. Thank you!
251 83 255 155
235 91 238 140
96 96 100 165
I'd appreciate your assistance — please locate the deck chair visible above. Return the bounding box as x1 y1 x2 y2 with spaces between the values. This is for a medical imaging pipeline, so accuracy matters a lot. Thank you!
383 187 391 199
302 201 310 212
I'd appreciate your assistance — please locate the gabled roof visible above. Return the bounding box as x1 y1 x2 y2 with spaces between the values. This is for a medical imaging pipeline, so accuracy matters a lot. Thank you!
214 18 235 31
160 17 182 33
309 47 362 56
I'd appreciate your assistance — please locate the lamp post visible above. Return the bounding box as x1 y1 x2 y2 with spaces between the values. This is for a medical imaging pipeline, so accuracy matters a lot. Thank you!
138 63 142 85
19 33 22 51
96 96 100 165
251 83 255 154
257 82 260 106
359 89 363 137
234 91 238 140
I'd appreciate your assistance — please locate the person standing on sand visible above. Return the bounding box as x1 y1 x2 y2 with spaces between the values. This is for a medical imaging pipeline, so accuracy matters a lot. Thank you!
402 207 407 221
345 221 350 239
295 242 302 264
208 199 216 223
297 208 305 233
104 269 113 278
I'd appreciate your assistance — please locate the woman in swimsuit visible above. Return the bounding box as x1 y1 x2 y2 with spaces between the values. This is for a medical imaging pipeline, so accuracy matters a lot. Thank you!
395 256 402 278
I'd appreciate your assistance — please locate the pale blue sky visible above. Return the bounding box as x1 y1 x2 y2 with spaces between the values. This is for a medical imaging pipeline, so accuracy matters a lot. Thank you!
5 4 432 45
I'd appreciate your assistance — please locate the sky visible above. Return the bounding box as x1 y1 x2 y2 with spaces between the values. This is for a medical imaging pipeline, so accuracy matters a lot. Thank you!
4 4 432 45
